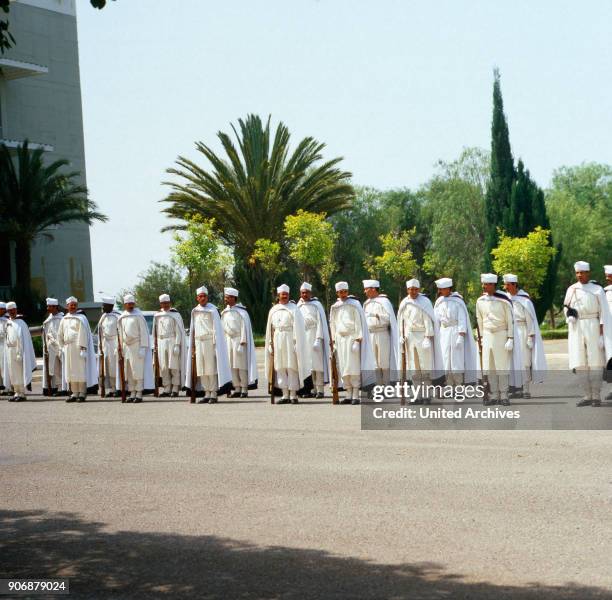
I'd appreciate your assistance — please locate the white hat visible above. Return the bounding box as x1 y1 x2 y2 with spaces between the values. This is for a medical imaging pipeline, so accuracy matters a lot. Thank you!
435 277 453 289
6 301 16 310
277 284 290 294
196 286 208 295
335 281 349 291
300 282 312 292
574 261 590 272
224 287 239 297
46 298 58 306
0 302 6 310
503 273 518 283
159 294 171 303
604 265 612 276
123 293 135 304
101 296 115 305
481 273 498 284
406 278 420 288
65 296 78 304
362 279 380 288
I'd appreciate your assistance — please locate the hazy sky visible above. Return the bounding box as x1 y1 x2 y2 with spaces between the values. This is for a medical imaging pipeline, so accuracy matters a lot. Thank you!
77 0 612 298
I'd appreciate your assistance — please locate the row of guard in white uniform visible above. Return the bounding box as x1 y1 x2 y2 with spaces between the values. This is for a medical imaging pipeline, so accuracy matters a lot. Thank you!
1 262 610 404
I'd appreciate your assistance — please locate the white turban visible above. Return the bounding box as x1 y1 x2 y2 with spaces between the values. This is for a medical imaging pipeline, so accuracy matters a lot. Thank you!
224 287 239 297
435 277 453 289
362 279 380 288
300 282 312 292
101 296 115 305
574 261 590 272
196 286 208 295
65 296 78 304
6 301 16 310
481 273 498 284
159 294 171 303
277 284 290 294
503 273 518 283
45 298 58 306
335 281 349 291
605 265 612 276
123 293 135 304
406 279 420 288
0 302 6 310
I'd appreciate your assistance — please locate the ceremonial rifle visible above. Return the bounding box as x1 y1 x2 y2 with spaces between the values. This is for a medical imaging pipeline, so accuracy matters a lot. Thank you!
474 317 489 405
98 322 106 398
153 317 160 398
268 326 275 404
327 307 339 405
42 322 51 396
400 318 406 406
116 323 127 403
190 325 196 403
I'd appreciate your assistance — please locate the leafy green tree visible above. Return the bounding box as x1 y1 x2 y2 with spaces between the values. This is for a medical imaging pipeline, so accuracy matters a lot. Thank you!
365 230 418 304
546 163 612 298
129 261 193 321
162 114 354 326
0 141 107 315
422 147 489 306
171 215 234 298
484 69 515 265
284 210 337 282
249 238 284 306
491 227 557 300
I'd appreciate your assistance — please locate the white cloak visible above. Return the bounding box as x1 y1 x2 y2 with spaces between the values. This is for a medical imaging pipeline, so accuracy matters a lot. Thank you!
184 304 232 394
42 312 68 393
153 309 187 385
434 292 479 383
297 297 331 383
265 301 310 391
363 294 399 374
397 294 445 381
116 309 155 391
329 297 377 390
60 312 99 389
564 281 612 370
220 303 258 387
512 290 547 382
2 317 37 389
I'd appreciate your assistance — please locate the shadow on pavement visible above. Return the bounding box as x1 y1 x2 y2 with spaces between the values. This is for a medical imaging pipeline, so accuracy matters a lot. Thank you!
1 509 610 599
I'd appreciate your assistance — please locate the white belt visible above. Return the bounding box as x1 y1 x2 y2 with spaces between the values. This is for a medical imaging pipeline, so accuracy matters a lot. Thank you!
484 325 507 333
275 326 293 332
579 313 598 320
406 327 425 333
440 321 458 328
158 334 174 339
516 320 527 325
368 326 388 333
197 335 214 340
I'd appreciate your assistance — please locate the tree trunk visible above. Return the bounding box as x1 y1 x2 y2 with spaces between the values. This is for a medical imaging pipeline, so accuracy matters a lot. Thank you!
549 307 556 330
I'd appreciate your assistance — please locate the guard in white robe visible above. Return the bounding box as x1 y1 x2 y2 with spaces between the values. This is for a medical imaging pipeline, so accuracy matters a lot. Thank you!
42 298 67 396
153 294 187 397
185 286 233 403
397 279 444 402
476 273 523 406
605 265 612 315
503 274 547 399
265 284 310 403
433 278 479 386
329 282 377 404
2 302 37 401
96 297 120 397
564 261 612 406
117 294 154 403
221 287 258 398
297 282 330 398
0 302 8 396
362 279 398 386
57 296 98 402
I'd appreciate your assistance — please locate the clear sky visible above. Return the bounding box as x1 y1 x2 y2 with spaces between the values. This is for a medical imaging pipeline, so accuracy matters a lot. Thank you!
77 0 612 298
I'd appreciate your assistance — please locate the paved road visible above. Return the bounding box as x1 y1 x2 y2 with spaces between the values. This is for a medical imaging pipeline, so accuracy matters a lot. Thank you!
1 342 611 599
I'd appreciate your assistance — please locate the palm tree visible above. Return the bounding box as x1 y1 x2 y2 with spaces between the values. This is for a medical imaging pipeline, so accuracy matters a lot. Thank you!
0 141 107 308
161 114 354 328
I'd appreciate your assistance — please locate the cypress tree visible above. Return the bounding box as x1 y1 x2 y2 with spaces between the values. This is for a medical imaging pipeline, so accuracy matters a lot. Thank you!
484 68 515 267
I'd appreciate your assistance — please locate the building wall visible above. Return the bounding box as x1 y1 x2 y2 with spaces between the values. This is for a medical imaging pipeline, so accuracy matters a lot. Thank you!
1 0 94 301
